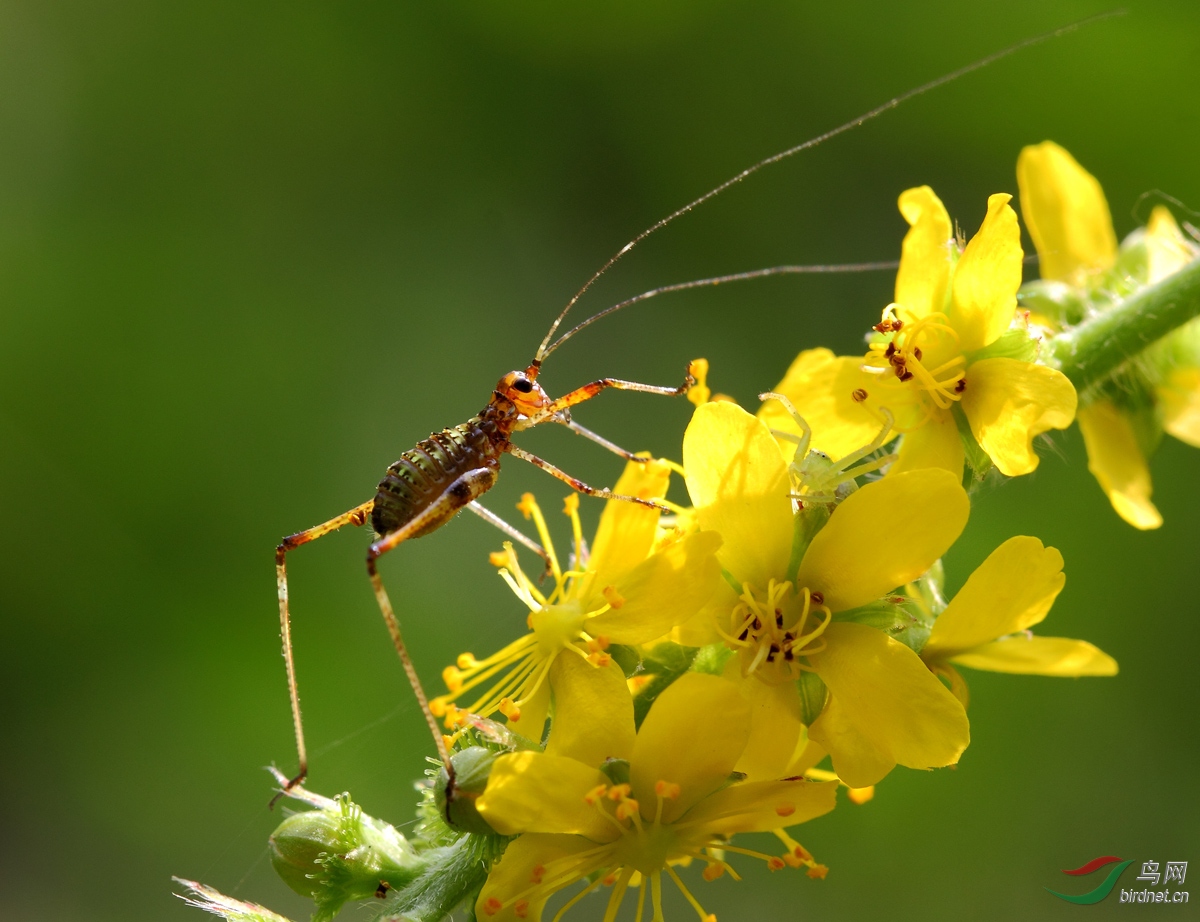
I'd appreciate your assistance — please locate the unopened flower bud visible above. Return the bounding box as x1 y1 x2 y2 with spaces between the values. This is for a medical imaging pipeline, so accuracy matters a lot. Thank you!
269 794 424 921
434 746 501 836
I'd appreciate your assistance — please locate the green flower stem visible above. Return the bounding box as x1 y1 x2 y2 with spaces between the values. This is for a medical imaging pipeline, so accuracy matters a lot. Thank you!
1049 257 1200 392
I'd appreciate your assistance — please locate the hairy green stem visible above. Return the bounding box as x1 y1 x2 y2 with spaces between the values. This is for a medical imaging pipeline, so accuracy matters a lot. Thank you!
1050 257 1200 392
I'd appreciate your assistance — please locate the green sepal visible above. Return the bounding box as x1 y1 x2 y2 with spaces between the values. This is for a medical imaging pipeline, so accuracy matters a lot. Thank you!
787 503 830 583
372 833 508 922
269 794 426 922
1087 367 1164 458
608 643 642 677
691 641 735 676
720 567 743 596
910 559 947 616
631 642 698 729
600 757 631 786
833 596 932 653
966 327 1040 364
951 402 993 486
796 671 827 727
1017 279 1088 326
1103 230 1152 297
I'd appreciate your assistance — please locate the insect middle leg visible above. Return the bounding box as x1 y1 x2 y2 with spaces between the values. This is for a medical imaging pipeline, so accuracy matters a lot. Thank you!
466 500 547 564
275 500 374 792
560 417 648 463
509 445 669 512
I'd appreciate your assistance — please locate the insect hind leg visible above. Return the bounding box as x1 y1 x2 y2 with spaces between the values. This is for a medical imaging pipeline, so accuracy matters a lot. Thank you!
274 500 374 799
367 468 497 767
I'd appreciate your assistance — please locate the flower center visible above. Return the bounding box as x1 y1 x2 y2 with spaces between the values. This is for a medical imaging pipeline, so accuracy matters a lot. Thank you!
863 306 966 414
529 602 590 656
715 579 833 684
430 493 613 737
481 780 827 921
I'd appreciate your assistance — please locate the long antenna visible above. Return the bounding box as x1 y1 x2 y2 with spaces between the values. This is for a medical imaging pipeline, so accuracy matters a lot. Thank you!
541 260 899 359
530 9 1125 366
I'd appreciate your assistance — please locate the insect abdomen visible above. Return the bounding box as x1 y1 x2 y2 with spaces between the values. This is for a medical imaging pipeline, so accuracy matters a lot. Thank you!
371 416 503 538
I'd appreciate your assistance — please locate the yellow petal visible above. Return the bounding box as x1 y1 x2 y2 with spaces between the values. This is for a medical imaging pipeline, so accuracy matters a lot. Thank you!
545 652 635 767
477 751 615 839
1016 141 1117 284
808 622 970 787
758 348 899 460
629 673 751 825
506 673 551 745
1076 400 1162 529
807 692 895 788
671 580 738 647
889 410 964 478
683 401 793 587
951 636 1118 676
960 357 1077 476
1145 205 1195 284
724 662 804 782
585 531 723 645
795 469 969 612
674 778 838 835
784 737 827 778
895 185 954 318
949 193 1024 352
476 833 606 922
585 458 672 594
924 536 1065 659
1159 364 1200 448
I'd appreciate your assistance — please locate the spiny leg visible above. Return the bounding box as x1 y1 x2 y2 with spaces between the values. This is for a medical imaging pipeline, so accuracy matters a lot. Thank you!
275 500 374 795
526 362 696 425
466 500 548 563
508 445 670 512
367 469 497 767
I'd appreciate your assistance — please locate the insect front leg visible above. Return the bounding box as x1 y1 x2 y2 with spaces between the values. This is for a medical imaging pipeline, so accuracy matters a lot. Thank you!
524 361 697 426
508 445 670 512
274 500 374 796
366 468 497 767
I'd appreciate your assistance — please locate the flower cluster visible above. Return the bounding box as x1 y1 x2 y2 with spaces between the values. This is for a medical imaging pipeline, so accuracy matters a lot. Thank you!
181 143 1198 922
1016 142 1200 528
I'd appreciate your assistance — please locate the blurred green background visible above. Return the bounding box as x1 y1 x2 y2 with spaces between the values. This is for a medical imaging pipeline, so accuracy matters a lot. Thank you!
1 2 1197 920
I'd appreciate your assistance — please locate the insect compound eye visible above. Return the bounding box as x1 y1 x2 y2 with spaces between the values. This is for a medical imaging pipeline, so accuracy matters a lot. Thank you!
512 378 534 393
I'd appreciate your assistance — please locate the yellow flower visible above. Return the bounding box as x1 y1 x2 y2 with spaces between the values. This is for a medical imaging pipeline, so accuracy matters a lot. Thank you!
681 400 971 788
1017 141 1200 529
760 187 1077 479
474 658 838 922
431 458 722 742
920 536 1116 699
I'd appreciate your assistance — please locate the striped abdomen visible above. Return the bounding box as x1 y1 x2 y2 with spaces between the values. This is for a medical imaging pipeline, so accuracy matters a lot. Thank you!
371 415 504 539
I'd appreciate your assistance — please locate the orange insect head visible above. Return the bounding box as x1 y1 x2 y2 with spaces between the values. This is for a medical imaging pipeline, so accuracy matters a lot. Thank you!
496 367 552 415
